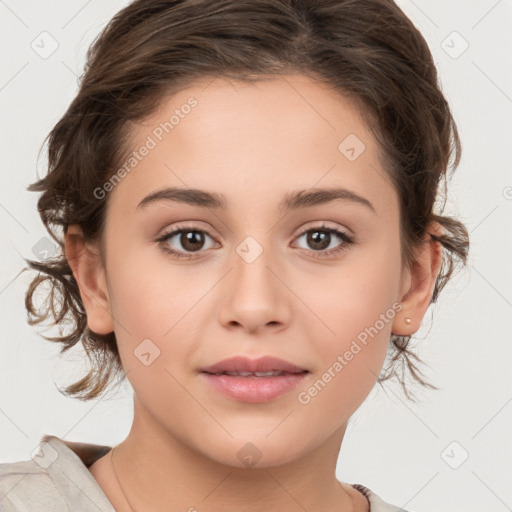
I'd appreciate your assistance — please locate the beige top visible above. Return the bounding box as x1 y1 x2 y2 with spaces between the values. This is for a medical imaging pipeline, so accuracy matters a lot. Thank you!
0 434 411 511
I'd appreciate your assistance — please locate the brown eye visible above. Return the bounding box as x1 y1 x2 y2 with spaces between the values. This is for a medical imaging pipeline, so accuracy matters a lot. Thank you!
293 225 354 258
305 230 331 251
156 225 217 260
178 230 206 252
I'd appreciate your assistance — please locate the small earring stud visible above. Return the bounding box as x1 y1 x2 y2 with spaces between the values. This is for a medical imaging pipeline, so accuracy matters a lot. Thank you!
405 317 412 324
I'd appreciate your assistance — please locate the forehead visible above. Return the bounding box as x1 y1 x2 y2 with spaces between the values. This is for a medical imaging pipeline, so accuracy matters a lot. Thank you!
107 73 395 217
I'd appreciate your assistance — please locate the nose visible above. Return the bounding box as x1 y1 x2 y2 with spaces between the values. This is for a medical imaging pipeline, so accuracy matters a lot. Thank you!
217 241 291 334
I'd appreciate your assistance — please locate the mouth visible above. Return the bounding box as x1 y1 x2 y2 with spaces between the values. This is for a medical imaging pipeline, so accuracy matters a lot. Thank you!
202 370 309 377
200 355 309 375
199 356 310 403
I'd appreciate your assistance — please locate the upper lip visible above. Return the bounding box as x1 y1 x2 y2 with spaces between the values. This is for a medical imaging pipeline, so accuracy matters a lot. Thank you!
200 356 308 374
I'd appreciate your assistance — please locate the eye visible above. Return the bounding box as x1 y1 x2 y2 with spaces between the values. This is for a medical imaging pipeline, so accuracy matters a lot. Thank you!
293 224 354 258
156 225 217 260
156 223 354 261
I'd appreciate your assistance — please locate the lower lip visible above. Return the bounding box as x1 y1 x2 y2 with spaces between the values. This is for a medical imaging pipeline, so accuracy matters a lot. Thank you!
200 372 308 403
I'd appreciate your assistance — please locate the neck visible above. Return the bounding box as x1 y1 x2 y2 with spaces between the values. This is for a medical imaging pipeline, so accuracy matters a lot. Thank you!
110 394 355 512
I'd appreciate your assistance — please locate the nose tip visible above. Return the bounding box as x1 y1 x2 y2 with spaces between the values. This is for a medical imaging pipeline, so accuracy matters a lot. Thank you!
218 255 289 333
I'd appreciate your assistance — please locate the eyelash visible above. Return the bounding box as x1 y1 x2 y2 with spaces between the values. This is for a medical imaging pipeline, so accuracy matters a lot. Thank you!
155 223 354 260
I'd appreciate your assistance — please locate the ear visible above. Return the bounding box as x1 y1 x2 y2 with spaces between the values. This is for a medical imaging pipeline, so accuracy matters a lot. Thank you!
64 225 114 335
392 221 444 336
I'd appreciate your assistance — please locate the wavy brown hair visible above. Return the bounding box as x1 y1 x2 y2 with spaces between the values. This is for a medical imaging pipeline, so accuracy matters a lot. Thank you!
23 0 469 401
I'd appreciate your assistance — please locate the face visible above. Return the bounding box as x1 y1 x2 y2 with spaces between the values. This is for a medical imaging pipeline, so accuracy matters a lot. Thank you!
94 74 410 467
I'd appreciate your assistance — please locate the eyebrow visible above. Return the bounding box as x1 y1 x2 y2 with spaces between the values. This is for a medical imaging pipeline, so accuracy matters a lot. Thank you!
137 186 376 214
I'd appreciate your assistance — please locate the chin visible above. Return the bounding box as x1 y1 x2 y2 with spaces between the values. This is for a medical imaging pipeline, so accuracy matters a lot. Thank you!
202 434 312 470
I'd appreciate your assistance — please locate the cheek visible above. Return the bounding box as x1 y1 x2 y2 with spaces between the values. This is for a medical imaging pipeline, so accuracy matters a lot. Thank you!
105 241 206 372
106 258 205 422
303 236 402 343
295 241 402 417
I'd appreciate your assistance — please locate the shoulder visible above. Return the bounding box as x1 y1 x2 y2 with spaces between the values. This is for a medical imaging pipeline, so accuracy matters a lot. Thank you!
352 483 415 512
0 434 114 512
0 457 67 511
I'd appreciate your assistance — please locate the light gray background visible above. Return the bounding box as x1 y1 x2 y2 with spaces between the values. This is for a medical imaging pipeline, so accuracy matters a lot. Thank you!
1 1 511 511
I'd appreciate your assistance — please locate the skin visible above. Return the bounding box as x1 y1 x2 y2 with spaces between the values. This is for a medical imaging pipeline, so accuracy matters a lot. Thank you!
65 73 442 511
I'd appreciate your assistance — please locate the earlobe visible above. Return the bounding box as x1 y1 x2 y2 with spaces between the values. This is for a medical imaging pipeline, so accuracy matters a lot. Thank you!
64 225 114 335
392 221 444 336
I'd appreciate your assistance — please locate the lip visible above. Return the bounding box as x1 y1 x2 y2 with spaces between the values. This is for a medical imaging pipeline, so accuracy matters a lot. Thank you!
199 356 309 403
200 372 308 403
200 355 308 374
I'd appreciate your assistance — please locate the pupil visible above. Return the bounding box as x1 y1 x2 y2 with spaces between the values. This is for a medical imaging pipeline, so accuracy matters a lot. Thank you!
181 231 204 252
308 230 330 250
